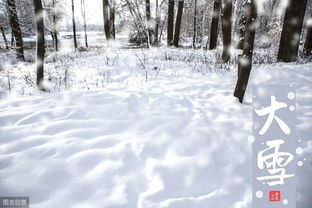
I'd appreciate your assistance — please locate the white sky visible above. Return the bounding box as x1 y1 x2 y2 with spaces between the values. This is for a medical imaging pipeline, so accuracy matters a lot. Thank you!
62 0 104 26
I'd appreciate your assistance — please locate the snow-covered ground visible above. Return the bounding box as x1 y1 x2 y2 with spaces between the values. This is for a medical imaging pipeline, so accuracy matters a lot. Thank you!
0 46 311 208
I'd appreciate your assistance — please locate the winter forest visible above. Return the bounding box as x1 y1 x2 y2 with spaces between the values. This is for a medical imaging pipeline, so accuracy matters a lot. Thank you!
0 0 312 207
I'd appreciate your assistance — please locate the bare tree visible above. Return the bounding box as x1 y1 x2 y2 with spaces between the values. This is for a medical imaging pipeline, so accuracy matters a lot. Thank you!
209 0 221 50
7 0 24 61
156 0 167 44
71 0 78 48
192 0 197 48
52 0 58 51
234 0 257 103
173 0 184 47
103 0 111 40
303 11 312 56
145 0 152 44
167 0 174 46
154 0 160 45
43 0 65 51
124 0 148 45
110 0 115 39
277 0 308 62
33 0 45 89
0 26 9 49
237 0 247 49
221 0 232 63
81 0 88 48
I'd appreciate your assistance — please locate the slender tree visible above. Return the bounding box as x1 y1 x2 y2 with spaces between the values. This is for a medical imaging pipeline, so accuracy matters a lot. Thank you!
81 0 88 47
71 0 78 48
221 0 232 63
33 0 45 89
110 0 115 39
209 0 221 50
52 0 58 51
11 31 14 46
7 0 24 61
237 0 247 49
103 0 111 40
234 0 257 103
158 1 167 43
167 0 174 46
145 0 152 44
154 0 160 45
192 0 197 48
277 0 308 62
303 11 312 56
0 26 9 50
173 0 184 47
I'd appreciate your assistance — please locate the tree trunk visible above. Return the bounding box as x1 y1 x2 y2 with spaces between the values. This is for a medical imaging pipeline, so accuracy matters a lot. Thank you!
81 0 88 47
110 1 116 39
71 0 78 48
145 0 152 44
221 0 232 63
7 0 24 61
237 0 247 49
0 26 9 50
154 0 160 45
173 0 184 47
33 0 45 89
192 0 197 49
277 0 307 62
103 0 111 41
11 31 14 46
52 0 58 51
167 0 175 46
303 11 312 56
233 0 257 103
209 0 221 50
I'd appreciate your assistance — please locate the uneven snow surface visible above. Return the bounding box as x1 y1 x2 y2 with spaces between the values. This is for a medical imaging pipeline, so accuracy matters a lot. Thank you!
0 49 311 208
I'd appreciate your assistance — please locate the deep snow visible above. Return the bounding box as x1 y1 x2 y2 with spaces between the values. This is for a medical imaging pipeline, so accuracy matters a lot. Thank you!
0 47 311 208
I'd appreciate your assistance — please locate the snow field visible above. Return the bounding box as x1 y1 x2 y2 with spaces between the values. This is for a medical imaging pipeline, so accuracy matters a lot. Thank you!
0 48 311 208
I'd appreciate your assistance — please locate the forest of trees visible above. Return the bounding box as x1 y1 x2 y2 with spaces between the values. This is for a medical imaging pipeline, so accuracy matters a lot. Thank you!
0 0 312 102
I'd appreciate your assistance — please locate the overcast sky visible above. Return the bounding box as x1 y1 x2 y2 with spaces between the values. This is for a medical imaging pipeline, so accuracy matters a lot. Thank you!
62 0 104 26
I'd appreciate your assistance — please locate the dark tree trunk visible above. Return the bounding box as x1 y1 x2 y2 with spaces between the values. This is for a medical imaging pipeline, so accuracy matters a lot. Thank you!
52 0 58 51
237 0 247 49
103 0 111 41
209 0 221 50
0 26 9 50
154 0 160 45
145 0 151 21
277 0 307 62
11 31 14 46
110 1 115 39
173 0 184 47
221 0 232 63
234 0 257 103
33 0 45 89
193 0 197 48
303 11 312 56
167 0 175 46
81 0 88 47
145 0 152 44
7 0 24 61
53 23 58 51
71 0 78 48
